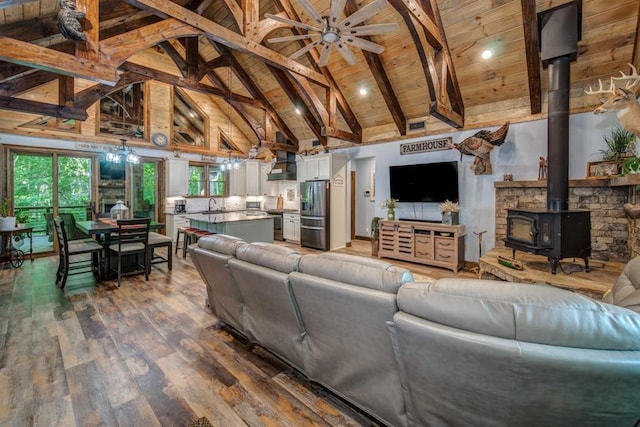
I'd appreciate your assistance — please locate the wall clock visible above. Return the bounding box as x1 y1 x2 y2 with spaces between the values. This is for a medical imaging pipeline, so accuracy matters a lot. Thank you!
151 132 169 147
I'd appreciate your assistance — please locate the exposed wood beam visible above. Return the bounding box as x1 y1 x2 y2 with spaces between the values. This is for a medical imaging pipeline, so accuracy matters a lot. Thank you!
288 72 329 126
99 18 202 66
243 0 260 40
387 0 463 128
119 61 264 108
206 56 228 69
185 37 200 84
58 76 74 108
321 126 360 143
212 42 298 146
121 0 329 87
74 71 152 110
521 0 542 114
221 0 243 32
158 41 188 77
76 0 99 61
0 95 88 120
345 0 405 136
0 37 117 85
0 70 57 96
269 66 326 145
632 2 640 68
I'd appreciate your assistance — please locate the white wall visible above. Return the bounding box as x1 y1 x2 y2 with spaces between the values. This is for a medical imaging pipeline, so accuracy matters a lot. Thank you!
353 157 376 237
339 111 623 262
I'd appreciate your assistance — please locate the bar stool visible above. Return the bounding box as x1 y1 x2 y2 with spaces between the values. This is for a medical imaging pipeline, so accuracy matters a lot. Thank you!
183 229 215 257
176 226 198 257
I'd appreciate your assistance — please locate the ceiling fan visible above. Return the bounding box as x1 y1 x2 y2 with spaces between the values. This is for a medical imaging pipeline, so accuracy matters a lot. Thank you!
265 0 398 66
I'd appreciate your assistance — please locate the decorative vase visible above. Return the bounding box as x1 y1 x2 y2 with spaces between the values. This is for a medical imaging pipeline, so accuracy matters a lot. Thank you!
0 216 16 229
371 238 379 257
442 212 459 225
387 208 395 220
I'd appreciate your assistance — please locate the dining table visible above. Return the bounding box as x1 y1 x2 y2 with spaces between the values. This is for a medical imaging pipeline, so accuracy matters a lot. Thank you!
75 219 165 280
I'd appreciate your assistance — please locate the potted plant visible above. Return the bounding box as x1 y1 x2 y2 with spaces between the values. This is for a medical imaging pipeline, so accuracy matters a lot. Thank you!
600 126 636 161
621 157 640 175
370 216 381 256
440 200 460 225
15 210 29 226
0 197 16 229
381 198 398 220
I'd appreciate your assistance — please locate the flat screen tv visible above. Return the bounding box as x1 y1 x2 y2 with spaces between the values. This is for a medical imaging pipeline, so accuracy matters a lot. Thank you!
99 159 125 180
389 161 459 203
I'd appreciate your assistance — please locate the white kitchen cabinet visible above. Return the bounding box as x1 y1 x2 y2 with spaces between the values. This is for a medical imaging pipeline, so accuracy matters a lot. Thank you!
165 213 193 240
283 213 300 242
303 154 331 181
228 164 246 196
166 159 189 196
245 160 260 196
260 162 275 196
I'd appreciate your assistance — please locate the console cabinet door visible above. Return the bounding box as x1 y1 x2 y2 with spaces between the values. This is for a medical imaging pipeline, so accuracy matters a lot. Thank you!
245 160 260 196
228 165 246 196
283 213 300 242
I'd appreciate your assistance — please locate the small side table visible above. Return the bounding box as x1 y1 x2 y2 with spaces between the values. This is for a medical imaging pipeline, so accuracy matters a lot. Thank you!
0 225 34 267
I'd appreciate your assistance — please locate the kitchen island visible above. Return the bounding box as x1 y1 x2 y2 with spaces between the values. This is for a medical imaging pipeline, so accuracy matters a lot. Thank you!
188 211 274 243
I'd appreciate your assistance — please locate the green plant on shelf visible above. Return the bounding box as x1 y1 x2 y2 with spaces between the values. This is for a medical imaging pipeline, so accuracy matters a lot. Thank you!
621 157 640 176
601 126 636 161
0 197 11 217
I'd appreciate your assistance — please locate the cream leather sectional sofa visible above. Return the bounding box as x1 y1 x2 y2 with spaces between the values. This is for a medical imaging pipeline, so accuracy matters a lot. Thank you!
190 234 640 427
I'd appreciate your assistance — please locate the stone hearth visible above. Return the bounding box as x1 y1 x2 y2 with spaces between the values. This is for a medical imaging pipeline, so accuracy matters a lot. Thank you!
495 176 640 263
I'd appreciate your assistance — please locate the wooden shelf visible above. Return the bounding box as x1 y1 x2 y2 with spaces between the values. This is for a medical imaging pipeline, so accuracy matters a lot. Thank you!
378 220 466 272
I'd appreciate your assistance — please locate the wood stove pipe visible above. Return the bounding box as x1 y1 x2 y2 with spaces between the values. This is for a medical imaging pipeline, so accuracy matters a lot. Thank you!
546 56 571 211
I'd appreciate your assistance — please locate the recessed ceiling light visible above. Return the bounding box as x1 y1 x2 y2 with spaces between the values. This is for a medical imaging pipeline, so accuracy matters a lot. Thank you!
359 88 367 96
481 49 493 60
295 108 301 115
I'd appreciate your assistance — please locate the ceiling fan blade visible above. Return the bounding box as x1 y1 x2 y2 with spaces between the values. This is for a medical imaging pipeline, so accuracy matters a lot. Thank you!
338 0 388 30
290 40 322 59
342 36 385 54
265 13 322 33
345 23 399 36
295 0 324 25
267 34 315 43
318 44 332 67
329 0 347 25
335 42 357 65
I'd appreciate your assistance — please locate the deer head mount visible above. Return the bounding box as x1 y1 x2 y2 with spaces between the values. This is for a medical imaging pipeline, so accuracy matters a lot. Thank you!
585 63 640 139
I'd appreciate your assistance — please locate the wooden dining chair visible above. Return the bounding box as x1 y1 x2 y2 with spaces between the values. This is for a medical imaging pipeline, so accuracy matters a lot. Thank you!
53 216 103 290
107 218 150 287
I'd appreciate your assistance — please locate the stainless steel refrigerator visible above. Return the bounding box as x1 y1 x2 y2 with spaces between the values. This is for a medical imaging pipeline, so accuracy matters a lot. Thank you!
300 180 330 250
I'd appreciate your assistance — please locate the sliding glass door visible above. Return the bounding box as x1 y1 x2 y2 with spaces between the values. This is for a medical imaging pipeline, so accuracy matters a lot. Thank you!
11 151 93 253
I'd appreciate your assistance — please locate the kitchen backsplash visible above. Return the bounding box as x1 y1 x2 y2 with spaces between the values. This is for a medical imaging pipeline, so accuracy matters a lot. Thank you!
166 182 299 213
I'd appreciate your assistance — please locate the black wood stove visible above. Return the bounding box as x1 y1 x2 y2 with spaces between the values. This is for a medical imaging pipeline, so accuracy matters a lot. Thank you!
504 2 591 274
505 209 590 274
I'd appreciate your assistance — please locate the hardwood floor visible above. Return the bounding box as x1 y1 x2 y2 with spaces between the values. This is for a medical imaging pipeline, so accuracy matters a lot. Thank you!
0 240 474 427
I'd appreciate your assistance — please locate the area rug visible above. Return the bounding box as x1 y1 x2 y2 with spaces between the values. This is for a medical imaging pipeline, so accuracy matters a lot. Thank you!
187 416 214 427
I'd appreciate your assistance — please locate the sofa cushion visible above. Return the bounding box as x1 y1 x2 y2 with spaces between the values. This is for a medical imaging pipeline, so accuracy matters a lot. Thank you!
298 252 413 293
603 255 640 313
197 234 245 256
397 278 640 351
235 242 301 273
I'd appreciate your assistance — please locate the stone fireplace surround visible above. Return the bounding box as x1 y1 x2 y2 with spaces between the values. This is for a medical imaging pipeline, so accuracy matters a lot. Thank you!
494 175 640 263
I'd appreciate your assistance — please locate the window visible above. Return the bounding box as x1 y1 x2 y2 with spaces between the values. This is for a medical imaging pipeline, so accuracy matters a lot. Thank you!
98 83 145 139
173 89 208 148
188 163 225 197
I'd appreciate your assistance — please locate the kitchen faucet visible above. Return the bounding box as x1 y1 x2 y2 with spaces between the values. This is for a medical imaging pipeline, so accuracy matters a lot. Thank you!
209 198 216 212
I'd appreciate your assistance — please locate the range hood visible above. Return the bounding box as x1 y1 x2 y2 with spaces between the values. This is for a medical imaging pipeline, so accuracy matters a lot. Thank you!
267 150 297 181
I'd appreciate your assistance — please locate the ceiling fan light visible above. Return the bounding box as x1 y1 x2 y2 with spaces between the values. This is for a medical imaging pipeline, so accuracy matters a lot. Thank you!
322 30 340 43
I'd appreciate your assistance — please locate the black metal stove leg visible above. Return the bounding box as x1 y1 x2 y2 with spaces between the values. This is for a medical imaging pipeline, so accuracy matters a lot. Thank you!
583 258 590 272
550 258 559 274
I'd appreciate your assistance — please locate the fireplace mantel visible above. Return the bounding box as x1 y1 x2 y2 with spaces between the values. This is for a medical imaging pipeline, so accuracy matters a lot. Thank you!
495 174 640 189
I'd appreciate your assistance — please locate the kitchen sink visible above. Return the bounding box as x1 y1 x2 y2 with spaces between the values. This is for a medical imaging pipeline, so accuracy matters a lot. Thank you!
201 210 227 214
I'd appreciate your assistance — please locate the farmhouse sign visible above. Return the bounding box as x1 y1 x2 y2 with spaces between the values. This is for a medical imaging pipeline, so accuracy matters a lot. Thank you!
400 137 452 155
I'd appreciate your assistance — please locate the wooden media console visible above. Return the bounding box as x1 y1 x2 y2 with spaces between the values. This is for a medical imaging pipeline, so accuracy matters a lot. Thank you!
378 220 465 272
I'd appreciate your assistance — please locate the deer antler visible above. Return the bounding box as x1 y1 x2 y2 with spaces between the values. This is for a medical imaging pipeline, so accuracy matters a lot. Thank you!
584 77 616 95
585 64 640 95
612 63 640 91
